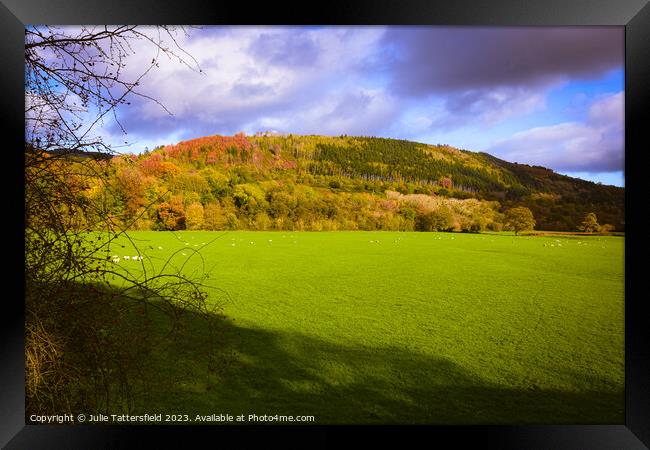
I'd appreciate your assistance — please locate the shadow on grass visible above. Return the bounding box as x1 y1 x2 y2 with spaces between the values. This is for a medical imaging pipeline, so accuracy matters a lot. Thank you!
25 278 222 418
138 305 624 425
26 279 623 424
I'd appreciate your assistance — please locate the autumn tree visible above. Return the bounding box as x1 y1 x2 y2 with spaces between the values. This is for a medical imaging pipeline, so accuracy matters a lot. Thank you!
186 202 205 230
578 212 601 233
416 207 454 232
157 195 187 230
203 202 226 230
600 223 615 233
504 206 536 235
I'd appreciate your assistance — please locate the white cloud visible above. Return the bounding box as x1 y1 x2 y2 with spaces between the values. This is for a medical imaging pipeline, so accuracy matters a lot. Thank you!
241 87 399 136
107 26 392 142
488 91 623 172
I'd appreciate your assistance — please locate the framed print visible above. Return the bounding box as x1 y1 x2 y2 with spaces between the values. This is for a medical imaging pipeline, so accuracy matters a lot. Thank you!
2 0 649 448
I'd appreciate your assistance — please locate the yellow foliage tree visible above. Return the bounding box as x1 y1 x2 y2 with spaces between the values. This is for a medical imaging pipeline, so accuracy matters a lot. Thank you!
186 202 205 230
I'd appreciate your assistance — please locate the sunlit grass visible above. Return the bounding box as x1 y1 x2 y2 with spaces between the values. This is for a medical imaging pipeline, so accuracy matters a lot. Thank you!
105 230 624 424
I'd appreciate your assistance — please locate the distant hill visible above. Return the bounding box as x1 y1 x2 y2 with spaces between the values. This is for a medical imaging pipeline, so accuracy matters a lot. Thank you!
49 133 625 232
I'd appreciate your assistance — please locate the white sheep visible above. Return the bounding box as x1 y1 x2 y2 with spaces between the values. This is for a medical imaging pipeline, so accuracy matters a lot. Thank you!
123 256 130 260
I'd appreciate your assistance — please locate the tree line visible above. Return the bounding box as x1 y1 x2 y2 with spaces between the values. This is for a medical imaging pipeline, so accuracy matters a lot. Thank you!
42 132 622 234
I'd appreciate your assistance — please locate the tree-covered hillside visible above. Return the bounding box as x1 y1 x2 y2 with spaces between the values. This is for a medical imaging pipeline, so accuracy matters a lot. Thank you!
48 133 624 233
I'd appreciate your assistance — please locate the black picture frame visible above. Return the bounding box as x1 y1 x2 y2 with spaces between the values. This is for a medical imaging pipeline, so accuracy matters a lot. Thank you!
2 0 648 448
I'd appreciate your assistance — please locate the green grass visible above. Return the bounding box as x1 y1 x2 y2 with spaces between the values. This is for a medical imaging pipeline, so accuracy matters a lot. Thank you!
106 230 624 424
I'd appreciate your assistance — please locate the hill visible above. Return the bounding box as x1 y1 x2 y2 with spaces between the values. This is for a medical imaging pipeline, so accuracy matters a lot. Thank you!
48 133 625 232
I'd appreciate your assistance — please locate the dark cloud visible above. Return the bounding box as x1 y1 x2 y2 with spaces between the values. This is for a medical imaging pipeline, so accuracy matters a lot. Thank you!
383 27 623 95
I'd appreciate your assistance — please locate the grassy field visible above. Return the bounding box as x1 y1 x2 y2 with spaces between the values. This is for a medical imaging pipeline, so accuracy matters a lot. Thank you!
105 230 624 424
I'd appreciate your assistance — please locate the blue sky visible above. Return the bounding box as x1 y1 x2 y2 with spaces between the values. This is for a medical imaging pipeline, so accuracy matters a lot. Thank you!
95 26 624 186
